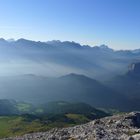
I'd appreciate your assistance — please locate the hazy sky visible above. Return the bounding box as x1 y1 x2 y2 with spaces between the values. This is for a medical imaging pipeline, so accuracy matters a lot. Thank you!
0 0 139 50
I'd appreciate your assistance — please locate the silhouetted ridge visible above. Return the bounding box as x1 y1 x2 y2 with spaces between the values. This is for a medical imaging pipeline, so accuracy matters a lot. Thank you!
99 44 114 52
61 73 93 79
0 38 6 42
0 38 9 45
60 73 98 83
46 40 84 49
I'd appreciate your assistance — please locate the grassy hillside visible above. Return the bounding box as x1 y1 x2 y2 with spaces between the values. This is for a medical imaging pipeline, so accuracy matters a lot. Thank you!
0 100 110 138
0 115 48 138
0 113 105 138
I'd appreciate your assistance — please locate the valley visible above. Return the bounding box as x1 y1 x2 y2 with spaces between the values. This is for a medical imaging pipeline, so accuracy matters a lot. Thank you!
0 100 109 138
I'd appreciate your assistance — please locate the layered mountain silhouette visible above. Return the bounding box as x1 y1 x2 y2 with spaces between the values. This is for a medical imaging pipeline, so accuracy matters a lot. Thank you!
0 73 127 111
0 38 140 79
0 39 140 111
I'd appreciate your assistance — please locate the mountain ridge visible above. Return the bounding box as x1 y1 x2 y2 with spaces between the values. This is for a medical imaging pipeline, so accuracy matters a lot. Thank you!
0 73 126 110
0 38 139 51
0 38 139 79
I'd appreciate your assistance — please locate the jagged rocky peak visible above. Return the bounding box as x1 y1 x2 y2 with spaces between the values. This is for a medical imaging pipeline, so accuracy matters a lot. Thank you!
0 38 7 43
99 44 109 49
4 112 140 140
93 44 114 52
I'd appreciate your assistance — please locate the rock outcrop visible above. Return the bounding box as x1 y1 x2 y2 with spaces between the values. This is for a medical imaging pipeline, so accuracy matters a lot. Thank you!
3 112 140 140
128 62 140 75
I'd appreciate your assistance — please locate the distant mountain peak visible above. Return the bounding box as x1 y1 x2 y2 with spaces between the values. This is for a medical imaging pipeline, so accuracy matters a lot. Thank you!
16 38 32 43
60 73 89 78
0 38 7 42
99 44 113 51
60 73 97 82
99 44 109 49
46 40 83 49
46 40 61 44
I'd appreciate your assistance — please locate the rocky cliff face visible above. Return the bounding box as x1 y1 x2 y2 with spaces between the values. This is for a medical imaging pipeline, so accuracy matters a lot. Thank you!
128 62 140 75
3 112 140 140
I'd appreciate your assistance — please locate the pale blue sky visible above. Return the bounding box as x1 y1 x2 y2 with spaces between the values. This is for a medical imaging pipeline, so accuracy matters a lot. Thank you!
0 0 140 49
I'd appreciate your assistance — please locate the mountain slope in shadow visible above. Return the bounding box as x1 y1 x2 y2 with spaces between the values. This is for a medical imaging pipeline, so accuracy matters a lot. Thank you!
0 73 126 110
105 62 140 111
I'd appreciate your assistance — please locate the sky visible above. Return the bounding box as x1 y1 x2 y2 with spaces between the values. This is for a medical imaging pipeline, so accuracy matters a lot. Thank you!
0 0 139 50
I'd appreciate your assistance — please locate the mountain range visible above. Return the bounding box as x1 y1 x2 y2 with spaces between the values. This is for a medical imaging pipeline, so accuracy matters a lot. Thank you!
0 71 136 111
0 73 122 108
0 38 140 111
0 38 140 80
